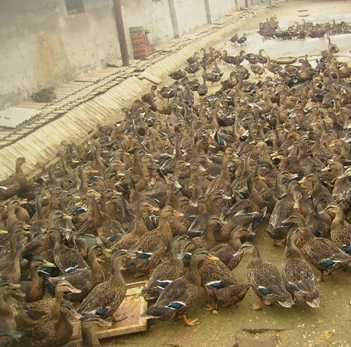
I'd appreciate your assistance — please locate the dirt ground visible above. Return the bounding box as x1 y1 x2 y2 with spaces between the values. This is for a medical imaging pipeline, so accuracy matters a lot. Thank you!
104 1 351 346
106 229 351 347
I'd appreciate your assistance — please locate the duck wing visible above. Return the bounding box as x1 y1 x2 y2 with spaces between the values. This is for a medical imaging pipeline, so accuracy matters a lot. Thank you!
248 261 292 305
305 238 351 269
78 280 126 315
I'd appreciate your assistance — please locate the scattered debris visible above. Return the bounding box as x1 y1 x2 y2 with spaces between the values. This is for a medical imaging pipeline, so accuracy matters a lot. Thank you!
239 9 256 20
242 327 290 334
234 334 280 347
31 87 56 103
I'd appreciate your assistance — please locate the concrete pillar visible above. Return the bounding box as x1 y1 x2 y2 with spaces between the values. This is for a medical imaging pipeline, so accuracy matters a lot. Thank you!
245 0 249 8
168 0 179 38
204 0 212 24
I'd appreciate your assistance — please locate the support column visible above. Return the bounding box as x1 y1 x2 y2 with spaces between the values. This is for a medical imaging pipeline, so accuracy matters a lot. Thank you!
204 0 212 24
245 0 249 8
234 0 239 11
113 0 129 66
168 0 179 38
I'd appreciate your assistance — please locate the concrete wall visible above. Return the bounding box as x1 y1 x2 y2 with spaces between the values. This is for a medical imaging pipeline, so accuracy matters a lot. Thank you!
122 0 173 46
210 0 236 21
0 0 265 109
0 0 120 109
175 0 207 34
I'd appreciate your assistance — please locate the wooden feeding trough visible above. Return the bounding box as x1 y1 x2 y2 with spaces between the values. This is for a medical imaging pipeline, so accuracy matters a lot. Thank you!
72 281 148 341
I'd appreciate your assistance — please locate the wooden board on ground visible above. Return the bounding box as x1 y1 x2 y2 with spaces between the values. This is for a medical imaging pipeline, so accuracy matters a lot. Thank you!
274 56 297 65
72 281 148 341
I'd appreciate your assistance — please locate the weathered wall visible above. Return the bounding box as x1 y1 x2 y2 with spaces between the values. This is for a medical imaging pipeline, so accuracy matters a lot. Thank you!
175 0 207 34
122 0 173 46
0 0 120 109
210 0 236 20
0 0 267 109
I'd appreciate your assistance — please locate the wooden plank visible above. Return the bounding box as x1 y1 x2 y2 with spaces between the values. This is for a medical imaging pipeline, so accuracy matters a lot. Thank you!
72 281 148 341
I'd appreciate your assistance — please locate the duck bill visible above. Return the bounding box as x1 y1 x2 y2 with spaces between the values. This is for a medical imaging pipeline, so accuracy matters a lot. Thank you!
0 229 8 235
67 285 82 294
103 248 113 258
7 283 21 290
141 314 161 320
293 201 300 209
38 269 51 278
175 211 185 218
68 309 83 320
42 260 57 268
306 297 320 309
297 177 306 185
281 217 292 225
287 174 299 183
277 300 294 308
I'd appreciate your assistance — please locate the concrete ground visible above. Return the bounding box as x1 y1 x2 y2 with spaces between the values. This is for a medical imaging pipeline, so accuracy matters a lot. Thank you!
102 1 351 346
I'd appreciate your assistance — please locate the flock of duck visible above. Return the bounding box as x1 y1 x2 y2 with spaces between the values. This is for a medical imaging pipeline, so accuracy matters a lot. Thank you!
1 28 351 347
259 17 351 40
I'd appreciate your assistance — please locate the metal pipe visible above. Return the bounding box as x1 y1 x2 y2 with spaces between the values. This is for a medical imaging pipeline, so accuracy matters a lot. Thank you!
113 0 129 66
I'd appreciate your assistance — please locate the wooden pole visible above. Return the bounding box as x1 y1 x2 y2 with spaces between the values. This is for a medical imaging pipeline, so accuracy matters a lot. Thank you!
113 0 129 66
168 0 180 38
204 0 212 24
234 0 239 11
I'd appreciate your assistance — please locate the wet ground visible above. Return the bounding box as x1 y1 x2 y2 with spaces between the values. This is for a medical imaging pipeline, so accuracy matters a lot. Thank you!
104 1 351 346
106 229 351 347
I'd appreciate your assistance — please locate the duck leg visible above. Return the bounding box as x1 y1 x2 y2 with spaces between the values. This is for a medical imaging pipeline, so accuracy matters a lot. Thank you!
319 270 325 283
206 303 218 314
273 239 285 247
182 314 200 326
252 298 264 311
